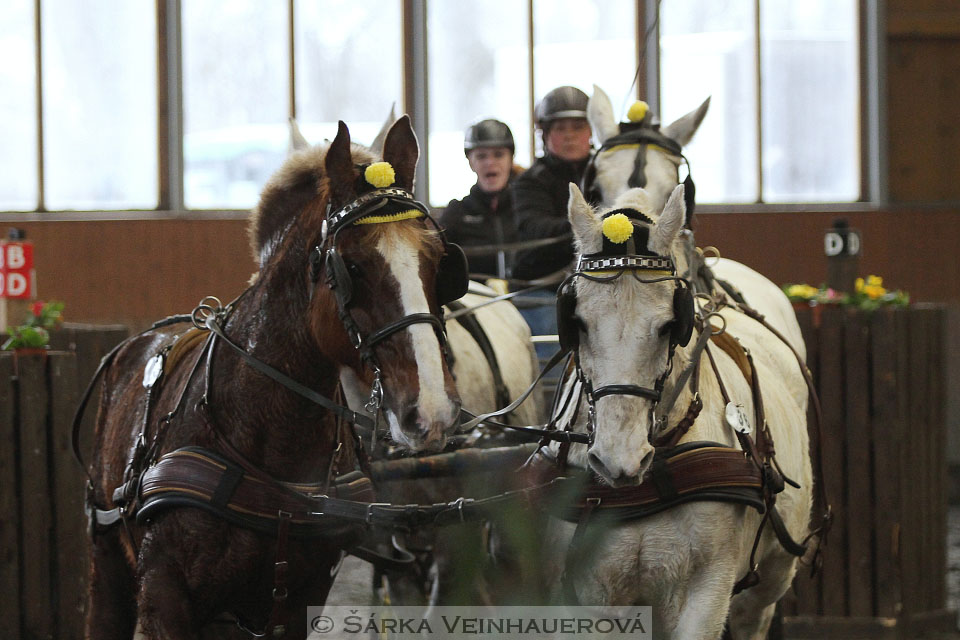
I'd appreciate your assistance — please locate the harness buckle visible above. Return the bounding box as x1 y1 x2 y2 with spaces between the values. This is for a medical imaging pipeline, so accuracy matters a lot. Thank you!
365 502 391 526
365 367 384 413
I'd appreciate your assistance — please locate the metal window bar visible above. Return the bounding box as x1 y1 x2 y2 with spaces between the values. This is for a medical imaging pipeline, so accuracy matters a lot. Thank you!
754 0 763 204
33 0 44 212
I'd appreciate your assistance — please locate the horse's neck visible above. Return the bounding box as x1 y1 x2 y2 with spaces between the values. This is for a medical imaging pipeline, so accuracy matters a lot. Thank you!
666 331 737 447
207 282 342 480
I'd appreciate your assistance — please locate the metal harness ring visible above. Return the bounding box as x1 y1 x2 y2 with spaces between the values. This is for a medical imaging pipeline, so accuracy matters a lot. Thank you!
191 296 224 330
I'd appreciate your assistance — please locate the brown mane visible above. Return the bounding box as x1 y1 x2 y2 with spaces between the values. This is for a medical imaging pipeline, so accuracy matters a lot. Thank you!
248 142 378 263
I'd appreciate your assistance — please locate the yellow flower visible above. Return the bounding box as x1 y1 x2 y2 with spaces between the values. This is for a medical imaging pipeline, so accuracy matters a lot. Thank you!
602 213 634 244
855 277 864 293
364 162 395 188
856 275 886 299
787 284 819 299
627 100 649 123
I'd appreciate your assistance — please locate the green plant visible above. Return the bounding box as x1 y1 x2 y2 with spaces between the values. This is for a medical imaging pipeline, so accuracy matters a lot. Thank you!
2 300 65 350
782 275 909 311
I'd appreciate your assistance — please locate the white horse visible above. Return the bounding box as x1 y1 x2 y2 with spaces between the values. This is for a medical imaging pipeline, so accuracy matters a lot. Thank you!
288 116 540 428
586 85 805 361
542 184 812 639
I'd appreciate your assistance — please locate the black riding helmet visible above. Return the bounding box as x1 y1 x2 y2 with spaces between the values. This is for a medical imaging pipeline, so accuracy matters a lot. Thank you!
463 119 515 156
535 86 589 129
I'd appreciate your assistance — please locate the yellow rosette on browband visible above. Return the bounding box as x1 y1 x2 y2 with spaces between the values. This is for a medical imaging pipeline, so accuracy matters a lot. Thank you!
602 213 634 244
364 161 395 188
627 100 649 123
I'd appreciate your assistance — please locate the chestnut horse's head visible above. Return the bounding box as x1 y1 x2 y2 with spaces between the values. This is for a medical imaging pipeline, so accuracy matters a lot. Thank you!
250 116 463 452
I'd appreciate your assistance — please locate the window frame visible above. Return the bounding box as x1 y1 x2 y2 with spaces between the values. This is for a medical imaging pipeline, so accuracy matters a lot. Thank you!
645 0 885 212
0 0 882 220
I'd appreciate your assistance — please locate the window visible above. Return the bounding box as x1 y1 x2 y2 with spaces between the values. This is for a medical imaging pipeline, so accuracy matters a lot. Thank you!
427 0 640 206
0 0 867 214
532 0 637 138
0 0 37 211
427 0 531 206
1 0 157 211
294 1 403 159
659 0 859 204
182 1 287 210
182 0 403 210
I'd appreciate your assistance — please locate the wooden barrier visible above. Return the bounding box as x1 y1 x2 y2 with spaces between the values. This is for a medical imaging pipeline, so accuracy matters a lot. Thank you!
782 304 955 638
0 325 128 640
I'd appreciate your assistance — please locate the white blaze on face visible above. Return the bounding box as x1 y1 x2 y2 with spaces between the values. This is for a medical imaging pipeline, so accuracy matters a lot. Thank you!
376 231 448 428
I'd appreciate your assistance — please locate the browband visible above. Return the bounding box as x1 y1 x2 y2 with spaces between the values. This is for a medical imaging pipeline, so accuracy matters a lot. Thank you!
577 255 675 273
326 187 427 233
599 125 683 157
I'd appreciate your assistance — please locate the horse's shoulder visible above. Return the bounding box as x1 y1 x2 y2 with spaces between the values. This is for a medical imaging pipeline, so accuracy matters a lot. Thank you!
106 325 193 379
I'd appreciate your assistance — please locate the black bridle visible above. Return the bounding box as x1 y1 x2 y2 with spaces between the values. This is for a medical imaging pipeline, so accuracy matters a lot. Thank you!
559 252 694 444
581 122 696 225
307 186 465 415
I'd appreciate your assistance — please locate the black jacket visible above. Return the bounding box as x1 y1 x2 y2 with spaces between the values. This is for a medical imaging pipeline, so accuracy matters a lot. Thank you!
510 153 590 281
439 183 519 278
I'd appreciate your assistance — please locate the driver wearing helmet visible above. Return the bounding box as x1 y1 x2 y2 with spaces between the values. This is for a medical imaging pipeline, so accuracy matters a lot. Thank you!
439 119 522 280
511 85 593 282
510 86 593 352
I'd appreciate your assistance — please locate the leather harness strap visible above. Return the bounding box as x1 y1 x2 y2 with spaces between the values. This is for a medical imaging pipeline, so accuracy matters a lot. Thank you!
526 442 766 522
137 447 376 537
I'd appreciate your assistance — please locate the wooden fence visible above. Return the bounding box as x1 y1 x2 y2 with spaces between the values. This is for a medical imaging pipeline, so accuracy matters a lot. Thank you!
782 304 954 638
0 324 128 640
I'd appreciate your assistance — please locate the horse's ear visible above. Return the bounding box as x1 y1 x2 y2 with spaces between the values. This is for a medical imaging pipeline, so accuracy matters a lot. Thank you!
568 183 603 255
661 96 711 147
382 114 419 191
325 121 356 202
649 184 685 255
288 117 310 154
588 84 618 145
370 102 397 155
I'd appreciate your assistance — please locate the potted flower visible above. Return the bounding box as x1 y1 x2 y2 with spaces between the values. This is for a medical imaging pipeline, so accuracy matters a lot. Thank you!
782 276 908 325
2 300 65 352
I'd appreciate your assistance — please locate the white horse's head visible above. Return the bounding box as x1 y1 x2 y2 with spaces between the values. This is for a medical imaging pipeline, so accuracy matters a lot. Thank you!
587 84 709 212
567 182 689 485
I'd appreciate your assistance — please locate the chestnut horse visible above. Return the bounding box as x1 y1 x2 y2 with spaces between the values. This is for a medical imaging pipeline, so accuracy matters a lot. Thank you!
83 116 462 639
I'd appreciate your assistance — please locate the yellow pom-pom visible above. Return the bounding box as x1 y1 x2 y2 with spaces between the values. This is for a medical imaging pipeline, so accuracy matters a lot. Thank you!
627 100 649 123
364 162 395 188
602 213 634 244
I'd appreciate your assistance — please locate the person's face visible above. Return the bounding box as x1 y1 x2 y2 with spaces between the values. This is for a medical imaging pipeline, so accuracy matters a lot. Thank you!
545 117 592 162
467 147 513 193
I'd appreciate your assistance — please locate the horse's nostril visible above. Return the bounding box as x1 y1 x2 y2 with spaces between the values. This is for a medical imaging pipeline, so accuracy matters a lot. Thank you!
588 452 613 480
400 405 419 433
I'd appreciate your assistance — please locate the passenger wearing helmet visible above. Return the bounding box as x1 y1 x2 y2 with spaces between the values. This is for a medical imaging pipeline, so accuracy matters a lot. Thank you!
439 119 522 279
511 85 593 282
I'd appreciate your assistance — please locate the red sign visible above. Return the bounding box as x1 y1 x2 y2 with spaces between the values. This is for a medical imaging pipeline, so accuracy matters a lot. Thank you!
0 241 36 299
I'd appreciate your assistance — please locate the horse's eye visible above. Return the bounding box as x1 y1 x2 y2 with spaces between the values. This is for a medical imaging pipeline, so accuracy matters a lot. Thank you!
658 321 675 337
346 262 363 279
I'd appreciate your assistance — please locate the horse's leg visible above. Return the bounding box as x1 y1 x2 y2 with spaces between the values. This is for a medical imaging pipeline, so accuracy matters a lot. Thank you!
726 602 776 640
669 567 735 640
85 531 137 640
726 554 797 640
270 572 338 639
136 552 201 640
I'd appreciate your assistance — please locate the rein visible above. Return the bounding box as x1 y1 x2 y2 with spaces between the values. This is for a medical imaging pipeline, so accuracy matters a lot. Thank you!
203 310 375 430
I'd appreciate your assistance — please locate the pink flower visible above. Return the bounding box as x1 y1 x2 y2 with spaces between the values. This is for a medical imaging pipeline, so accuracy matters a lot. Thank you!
31 301 45 317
